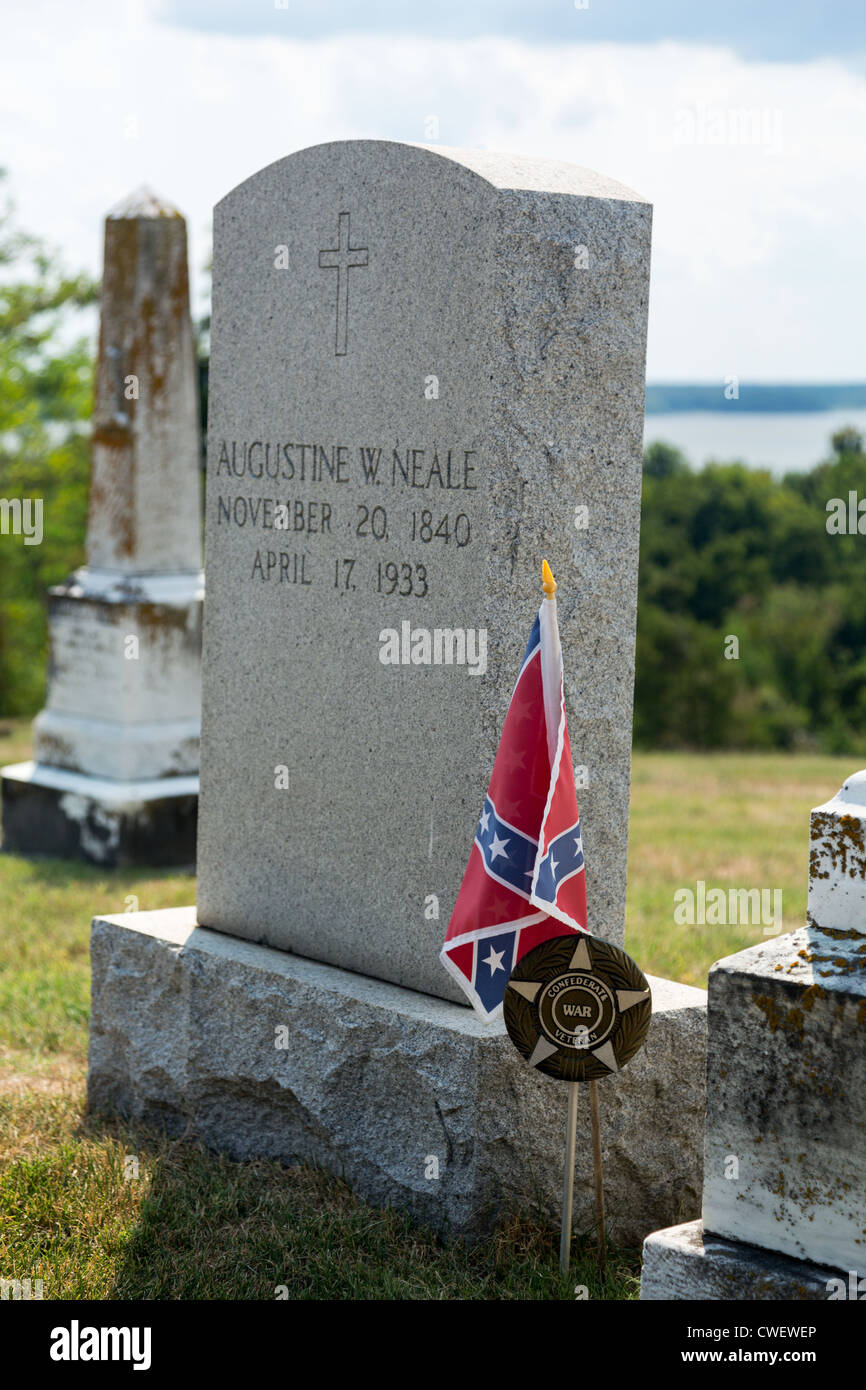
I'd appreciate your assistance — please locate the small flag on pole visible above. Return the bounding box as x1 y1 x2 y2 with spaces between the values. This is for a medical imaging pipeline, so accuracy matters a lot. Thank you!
440 560 588 1021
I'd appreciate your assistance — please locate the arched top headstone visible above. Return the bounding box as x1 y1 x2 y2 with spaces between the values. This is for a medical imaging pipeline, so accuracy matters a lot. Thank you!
197 139 652 1002
216 139 648 206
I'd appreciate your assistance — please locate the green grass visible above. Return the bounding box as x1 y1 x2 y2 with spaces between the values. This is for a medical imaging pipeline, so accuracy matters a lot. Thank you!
0 1089 638 1300
627 750 854 984
0 719 854 1298
0 853 193 1064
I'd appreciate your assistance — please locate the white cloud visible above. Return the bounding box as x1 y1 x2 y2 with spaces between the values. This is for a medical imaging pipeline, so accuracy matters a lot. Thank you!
3 0 865 378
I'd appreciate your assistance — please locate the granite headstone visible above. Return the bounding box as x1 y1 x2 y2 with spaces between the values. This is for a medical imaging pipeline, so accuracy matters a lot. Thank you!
197 140 652 1001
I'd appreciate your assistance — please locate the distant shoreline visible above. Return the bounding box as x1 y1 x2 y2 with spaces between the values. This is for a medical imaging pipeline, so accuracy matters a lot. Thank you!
643 406 866 474
645 384 866 414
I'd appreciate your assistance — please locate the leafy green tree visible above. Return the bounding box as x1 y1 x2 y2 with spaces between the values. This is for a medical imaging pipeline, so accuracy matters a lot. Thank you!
830 426 863 458
635 430 866 752
642 440 690 479
0 173 97 715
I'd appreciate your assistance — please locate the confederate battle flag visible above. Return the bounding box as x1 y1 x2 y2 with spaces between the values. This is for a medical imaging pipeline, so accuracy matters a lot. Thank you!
440 563 589 1021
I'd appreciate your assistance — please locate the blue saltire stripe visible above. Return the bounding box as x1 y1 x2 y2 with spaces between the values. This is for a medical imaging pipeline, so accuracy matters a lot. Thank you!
533 821 585 905
475 794 538 898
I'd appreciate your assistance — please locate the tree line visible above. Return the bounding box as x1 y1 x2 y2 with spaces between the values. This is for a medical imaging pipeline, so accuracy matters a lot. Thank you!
637 432 866 749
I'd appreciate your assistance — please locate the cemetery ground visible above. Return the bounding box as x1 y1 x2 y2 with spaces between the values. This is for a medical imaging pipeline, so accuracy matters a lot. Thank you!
0 718 853 1300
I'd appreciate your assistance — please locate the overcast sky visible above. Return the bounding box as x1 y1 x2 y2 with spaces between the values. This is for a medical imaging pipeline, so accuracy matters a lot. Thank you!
4 0 865 380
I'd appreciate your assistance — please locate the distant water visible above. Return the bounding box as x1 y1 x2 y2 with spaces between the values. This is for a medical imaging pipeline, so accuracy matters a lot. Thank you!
643 409 866 475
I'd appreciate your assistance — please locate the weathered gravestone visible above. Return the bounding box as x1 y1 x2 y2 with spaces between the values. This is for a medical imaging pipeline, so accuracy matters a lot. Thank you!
642 772 866 1299
88 142 707 1240
1 189 202 866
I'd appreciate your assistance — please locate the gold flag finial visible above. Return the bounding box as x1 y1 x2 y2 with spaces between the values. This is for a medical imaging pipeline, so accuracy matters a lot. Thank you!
542 559 557 599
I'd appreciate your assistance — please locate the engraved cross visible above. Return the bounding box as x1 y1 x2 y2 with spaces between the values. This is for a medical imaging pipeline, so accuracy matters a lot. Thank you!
317 211 369 356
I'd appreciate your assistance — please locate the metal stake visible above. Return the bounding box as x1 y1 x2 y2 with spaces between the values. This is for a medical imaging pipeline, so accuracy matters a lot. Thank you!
589 1078 607 1279
559 1081 579 1275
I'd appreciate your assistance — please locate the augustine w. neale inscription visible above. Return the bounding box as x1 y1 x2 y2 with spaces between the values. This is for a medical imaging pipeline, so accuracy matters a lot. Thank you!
212 437 479 596
215 440 477 488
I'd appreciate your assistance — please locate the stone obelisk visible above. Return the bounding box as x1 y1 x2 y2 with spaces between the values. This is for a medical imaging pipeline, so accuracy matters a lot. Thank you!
1 189 203 866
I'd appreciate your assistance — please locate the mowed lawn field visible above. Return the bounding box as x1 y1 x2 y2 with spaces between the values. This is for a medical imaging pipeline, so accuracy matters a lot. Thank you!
0 717 853 1299
627 750 848 984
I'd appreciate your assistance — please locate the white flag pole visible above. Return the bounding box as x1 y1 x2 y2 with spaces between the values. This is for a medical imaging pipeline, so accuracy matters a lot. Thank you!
539 559 562 767
542 559 607 1282
542 560 581 1278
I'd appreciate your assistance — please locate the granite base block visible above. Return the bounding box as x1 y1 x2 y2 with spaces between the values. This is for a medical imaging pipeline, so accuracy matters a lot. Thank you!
641 1220 845 1300
1 762 197 867
87 908 707 1242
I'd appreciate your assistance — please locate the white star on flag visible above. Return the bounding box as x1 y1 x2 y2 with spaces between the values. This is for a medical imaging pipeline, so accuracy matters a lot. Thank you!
489 832 510 860
479 808 491 832
483 946 506 975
